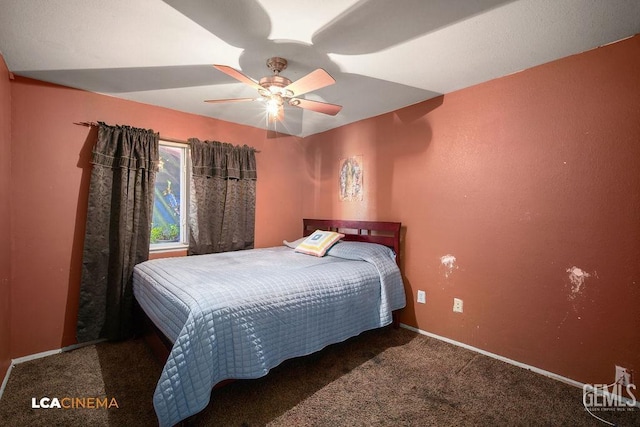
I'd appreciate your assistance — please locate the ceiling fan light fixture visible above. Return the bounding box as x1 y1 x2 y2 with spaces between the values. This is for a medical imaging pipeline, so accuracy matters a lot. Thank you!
266 101 283 124
266 96 283 115
267 108 283 123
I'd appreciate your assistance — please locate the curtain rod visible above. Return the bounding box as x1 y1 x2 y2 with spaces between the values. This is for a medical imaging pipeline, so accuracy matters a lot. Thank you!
74 121 260 151
74 121 188 145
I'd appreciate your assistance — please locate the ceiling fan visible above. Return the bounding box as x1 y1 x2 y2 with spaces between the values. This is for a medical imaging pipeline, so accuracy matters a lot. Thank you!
206 57 342 123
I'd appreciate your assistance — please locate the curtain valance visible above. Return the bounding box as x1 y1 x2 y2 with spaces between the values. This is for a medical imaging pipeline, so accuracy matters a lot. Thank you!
189 138 257 180
92 122 159 170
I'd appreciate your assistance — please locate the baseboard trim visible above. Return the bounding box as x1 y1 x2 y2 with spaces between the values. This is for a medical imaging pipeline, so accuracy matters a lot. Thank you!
11 349 62 365
11 339 106 366
400 323 580 388
0 363 13 401
0 339 106 402
399 324 639 409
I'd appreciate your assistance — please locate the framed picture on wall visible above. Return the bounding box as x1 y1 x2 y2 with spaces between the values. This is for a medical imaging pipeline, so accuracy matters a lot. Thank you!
339 155 363 201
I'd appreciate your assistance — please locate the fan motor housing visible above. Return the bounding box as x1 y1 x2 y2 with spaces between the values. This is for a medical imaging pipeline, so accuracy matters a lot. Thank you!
259 75 293 97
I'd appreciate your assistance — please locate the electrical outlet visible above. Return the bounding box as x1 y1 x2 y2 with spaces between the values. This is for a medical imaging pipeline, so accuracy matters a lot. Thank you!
417 290 426 304
615 365 631 386
453 298 463 313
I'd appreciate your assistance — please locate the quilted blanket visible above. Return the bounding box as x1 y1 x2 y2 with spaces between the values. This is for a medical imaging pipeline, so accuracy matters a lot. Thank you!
133 242 406 427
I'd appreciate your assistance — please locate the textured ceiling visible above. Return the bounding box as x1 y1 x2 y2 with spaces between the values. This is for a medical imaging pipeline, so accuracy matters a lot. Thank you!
1 0 639 137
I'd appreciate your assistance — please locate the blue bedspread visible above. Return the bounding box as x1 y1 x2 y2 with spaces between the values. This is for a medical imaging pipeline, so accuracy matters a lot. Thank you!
133 242 406 426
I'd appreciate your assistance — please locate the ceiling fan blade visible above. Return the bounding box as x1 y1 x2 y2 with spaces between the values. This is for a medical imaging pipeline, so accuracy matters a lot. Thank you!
204 98 256 103
291 98 342 116
284 69 335 97
213 65 262 91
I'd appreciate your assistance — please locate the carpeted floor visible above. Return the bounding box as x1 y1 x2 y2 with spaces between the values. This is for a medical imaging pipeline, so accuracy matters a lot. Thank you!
0 327 637 426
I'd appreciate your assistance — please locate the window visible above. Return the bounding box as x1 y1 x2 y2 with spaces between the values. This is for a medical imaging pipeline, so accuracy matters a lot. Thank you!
150 141 189 251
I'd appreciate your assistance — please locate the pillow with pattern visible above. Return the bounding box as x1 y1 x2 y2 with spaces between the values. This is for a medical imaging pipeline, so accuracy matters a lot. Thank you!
295 230 344 257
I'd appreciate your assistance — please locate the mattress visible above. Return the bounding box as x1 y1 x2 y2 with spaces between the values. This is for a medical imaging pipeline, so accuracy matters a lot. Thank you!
133 241 406 426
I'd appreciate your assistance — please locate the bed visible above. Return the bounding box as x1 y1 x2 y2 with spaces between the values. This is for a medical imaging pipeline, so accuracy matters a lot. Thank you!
133 219 406 427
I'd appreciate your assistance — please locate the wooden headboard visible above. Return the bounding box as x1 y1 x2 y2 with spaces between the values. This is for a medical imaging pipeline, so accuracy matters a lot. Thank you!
303 219 402 263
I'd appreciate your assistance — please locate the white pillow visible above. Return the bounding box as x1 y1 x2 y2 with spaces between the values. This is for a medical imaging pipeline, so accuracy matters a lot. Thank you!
294 230 344 257
283 237 306 249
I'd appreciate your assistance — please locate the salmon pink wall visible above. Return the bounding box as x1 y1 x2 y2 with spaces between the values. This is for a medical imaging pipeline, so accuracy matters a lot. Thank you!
0 56 12 382
9 77 304 358
302 35 640 385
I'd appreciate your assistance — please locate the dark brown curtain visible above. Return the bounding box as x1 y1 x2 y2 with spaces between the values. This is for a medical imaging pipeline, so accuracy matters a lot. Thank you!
77 123 159 342
188 138 257 255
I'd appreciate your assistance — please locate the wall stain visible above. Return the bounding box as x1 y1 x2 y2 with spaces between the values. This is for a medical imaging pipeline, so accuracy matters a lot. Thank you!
566 266 591 299
440 254 458 278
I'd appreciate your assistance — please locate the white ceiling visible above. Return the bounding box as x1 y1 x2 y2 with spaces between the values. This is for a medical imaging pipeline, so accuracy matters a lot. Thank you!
1 0 639 137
